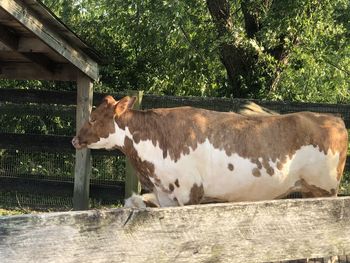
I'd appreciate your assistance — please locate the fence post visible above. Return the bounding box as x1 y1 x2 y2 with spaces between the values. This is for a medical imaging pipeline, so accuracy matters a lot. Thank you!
73 72 93 210
124 90 143 199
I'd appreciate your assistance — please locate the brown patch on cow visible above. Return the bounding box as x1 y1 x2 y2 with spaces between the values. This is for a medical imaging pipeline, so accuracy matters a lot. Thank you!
185 184 204 205
169 183 175 192
262 159 274 176
132 132 141 144
76 95 348 187
116 107 208 162
143 200 158 207
276 161 284 170
174 179 180 187
116 106 347 183
297 179 336 197
330 188 336 195
266 167 274 176
275 179 338 199
122 137 155 191
252 168 261 177
251 158 262 169
228 163 234 171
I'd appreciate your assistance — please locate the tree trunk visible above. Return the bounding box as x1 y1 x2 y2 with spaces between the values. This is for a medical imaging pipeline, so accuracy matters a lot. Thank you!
206 0 293 98
206 0 257 98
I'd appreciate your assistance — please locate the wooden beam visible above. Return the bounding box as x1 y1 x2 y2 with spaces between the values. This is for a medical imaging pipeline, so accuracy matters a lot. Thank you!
0 62 78 81
0 132 124 156
125 90 143 199
0 37 56 53
73 72 93 210
0 0 99 80
0 176 125 205
0 23 18 49
17 37 52 53
0 197 350 262
21 52 55 72
0 24 55 73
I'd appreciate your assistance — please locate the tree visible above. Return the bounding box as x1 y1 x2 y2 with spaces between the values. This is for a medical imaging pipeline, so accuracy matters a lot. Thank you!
2 0 349 102
206 0 350 101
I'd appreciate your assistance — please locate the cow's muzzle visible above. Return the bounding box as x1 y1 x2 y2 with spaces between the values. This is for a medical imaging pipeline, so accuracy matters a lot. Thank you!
72 136 85 150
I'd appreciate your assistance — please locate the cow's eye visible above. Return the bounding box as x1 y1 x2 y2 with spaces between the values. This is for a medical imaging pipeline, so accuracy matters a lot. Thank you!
89 117 96 124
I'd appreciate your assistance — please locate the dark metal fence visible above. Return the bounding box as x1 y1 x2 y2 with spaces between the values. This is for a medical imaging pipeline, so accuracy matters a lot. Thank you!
0 88 349 211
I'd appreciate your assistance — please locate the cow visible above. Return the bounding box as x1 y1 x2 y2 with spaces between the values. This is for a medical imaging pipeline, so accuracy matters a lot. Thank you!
72 95 348 208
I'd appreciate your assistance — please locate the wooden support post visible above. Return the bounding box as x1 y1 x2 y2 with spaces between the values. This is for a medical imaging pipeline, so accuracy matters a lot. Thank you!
73 72 93 210
124 90 143 199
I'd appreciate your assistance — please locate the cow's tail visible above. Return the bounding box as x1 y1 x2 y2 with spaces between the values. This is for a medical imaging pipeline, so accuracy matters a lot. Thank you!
238 101 279 116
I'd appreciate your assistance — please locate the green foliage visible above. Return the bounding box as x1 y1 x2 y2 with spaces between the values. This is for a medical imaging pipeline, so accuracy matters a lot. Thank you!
208 0 350 101
265 0 350 102
0 0 348 101
41 0 226 96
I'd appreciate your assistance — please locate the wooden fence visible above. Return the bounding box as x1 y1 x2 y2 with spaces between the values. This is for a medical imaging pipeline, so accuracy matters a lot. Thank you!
1 197 350 262
0 88 349 209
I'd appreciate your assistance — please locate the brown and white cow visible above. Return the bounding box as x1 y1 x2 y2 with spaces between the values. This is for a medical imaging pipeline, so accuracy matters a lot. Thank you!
72 95 348 208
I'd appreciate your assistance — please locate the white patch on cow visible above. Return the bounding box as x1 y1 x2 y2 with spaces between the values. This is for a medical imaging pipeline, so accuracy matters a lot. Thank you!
89 121 340 205
288 145 340 192
129 138 340 204
88 122 132 149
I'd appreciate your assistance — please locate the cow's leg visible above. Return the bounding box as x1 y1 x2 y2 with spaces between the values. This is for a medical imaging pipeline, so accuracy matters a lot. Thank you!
124 189 180 208
124 192 160 208
156 190 179 207
299 179 338 198
170 182 204 206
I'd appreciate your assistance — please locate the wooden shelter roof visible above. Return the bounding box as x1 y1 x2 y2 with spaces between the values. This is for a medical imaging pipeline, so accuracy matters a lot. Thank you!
0 0 100 81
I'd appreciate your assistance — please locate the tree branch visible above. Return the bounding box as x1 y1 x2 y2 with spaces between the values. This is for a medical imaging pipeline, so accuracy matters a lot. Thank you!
178 23 205 60
241 1 260 38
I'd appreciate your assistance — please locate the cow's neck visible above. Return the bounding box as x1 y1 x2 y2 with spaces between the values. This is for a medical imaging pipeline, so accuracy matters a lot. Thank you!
115 108 208 163
114 110 158 189
114 109 156 152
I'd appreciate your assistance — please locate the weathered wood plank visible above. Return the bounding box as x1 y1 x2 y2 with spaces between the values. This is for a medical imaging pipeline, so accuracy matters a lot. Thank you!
125 90 143 198
0 62 78 81
0 0 99 80
0 197 349 263
0 133 124 156
0 23 18 49
0 176 125 204
73 73 93 210
0 88 123 105
0 88 77 104
0 103 76 117
0 24 56 74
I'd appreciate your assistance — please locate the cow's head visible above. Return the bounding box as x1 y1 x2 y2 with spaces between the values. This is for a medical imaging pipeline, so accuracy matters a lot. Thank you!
72 95 136 150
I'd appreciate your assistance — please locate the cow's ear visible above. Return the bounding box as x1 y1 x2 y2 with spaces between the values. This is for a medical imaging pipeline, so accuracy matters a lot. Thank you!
115 96 137 116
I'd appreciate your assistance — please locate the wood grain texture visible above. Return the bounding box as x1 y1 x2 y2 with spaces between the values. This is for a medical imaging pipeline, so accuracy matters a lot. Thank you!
0 176 125 204
73 73 93 210
0 197 349 263
125 90 143 198
0 62 78 81
0 0 99 80
0 133 124 156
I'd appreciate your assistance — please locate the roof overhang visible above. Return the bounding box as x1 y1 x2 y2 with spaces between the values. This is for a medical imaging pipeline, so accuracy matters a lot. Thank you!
0 0 100 81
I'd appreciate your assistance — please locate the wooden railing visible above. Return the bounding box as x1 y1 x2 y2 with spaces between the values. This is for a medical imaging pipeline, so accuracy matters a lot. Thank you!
1 197 349 263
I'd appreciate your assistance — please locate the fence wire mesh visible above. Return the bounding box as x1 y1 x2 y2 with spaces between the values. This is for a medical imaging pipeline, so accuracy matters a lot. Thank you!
0 90 126 210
